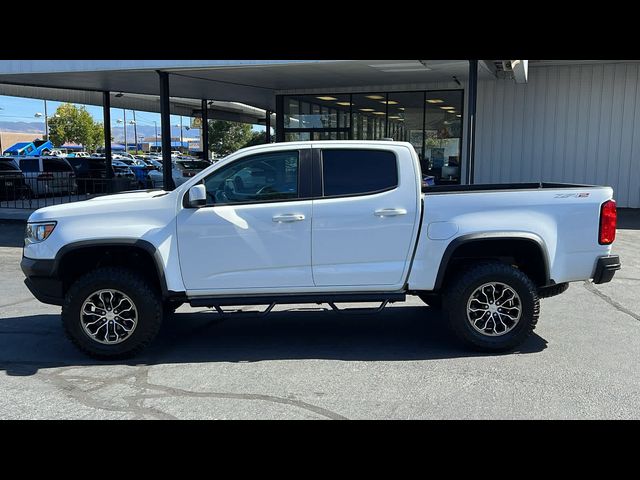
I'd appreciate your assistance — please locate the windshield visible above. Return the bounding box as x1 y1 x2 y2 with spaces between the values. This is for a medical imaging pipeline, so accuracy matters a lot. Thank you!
0 160 19 171
177 161 209 170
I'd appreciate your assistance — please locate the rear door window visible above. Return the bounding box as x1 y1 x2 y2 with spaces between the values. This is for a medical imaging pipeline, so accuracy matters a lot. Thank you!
321 149 398 197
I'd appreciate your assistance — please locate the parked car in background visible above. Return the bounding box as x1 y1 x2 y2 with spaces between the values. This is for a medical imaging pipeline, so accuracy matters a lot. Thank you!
111 161 137 179
49 149 69 157
0 158 29 200
145 159 163 170
114 158 152 188
14 156 77 197
148 159 210 188
68 151 90 158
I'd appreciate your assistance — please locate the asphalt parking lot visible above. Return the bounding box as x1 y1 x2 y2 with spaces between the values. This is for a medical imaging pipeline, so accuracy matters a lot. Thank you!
1 213 639 419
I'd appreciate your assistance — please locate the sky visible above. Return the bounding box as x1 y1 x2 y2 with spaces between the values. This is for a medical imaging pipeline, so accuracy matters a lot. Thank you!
0 94 266 133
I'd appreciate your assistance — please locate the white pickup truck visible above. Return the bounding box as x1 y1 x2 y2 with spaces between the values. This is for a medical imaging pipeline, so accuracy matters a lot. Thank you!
20 141 621 359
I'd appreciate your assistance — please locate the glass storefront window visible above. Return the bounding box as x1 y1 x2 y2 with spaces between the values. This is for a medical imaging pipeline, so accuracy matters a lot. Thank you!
283 94 350 130
280 89 464 184
387 91 426 161
424 91 463 184
351 93 387 141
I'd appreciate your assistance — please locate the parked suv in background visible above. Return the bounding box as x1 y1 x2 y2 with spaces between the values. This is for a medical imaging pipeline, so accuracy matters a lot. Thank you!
0 158 28 200
66 157 135 194
14 156 77 197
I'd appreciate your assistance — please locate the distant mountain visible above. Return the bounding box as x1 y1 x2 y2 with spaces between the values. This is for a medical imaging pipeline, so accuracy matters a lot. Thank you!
111 126 201 143
0 121 201 142
0 121 45 134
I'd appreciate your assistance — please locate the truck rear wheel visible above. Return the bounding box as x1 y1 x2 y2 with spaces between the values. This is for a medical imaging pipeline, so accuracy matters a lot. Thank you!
61 267 163 359
444 262 540 352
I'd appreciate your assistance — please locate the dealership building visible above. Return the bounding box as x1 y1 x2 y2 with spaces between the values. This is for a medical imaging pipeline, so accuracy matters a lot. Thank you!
0 60 638 207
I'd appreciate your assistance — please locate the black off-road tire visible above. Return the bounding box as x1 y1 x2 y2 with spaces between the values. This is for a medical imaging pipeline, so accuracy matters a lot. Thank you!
61 267 163 359
417 293 443 309
163 300 183 319
443 262 540 352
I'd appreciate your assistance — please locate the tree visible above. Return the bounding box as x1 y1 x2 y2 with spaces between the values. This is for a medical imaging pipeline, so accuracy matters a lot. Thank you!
208 120 260 156
48 103 105 152
242 130 269 148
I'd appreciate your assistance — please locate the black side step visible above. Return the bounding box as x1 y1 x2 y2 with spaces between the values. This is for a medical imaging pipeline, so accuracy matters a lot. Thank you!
189 292 406 308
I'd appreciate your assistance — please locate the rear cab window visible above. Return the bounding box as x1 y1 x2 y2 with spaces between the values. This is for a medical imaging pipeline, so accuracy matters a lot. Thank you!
321 149 398 197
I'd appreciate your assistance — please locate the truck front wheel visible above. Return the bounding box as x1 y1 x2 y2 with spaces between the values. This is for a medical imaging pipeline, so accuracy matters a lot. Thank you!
444 262 540 352
61 267 163 359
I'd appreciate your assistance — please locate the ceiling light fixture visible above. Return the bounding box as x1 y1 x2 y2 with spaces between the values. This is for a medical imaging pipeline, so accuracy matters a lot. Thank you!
427 99 444 104
368 62 423 69
316 96 337 101
336 102 352 106
365 95 385 100
380 100 398 105
359 108 375 112
372 111 385 115
380 68 431 72
440 106 455 110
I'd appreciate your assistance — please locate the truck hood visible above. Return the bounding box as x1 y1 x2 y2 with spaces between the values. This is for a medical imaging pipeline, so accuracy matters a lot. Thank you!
28 190 173 222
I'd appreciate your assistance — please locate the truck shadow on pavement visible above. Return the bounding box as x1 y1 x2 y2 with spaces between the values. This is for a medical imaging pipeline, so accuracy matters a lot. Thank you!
0 306 548 376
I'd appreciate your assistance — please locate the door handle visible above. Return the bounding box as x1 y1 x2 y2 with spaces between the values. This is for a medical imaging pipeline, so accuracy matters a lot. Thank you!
374 208 407 217
272 214 305 223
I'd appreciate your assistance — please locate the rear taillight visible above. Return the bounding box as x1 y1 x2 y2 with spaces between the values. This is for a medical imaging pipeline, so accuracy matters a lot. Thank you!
599 199 617 245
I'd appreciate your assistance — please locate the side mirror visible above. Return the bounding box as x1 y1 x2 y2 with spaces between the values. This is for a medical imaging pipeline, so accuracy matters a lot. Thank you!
188 184 207 208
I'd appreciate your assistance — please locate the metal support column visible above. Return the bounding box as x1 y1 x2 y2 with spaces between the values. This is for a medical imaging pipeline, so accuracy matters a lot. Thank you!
159 71 175 190
103 92 113 180
201 99 209 161
465 59 478 184
275 96 284 142
265 110 271 143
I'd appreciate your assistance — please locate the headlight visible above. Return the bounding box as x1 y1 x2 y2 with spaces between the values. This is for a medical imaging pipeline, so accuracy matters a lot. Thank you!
25 222 57 245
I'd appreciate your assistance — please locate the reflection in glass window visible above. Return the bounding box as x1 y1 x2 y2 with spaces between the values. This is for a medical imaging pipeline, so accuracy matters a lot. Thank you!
203 151 299 205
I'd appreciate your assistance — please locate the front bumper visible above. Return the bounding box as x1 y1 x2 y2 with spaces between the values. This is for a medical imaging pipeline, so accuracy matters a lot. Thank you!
20 256 64 306
593 255 621 284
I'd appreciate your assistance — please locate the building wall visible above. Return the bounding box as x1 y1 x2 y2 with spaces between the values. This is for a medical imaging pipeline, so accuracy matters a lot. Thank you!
475 62 640 207
0 132 43 153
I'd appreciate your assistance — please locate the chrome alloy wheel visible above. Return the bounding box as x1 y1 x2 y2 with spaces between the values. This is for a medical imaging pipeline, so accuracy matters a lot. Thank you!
466 282 522 337
80 289 138 345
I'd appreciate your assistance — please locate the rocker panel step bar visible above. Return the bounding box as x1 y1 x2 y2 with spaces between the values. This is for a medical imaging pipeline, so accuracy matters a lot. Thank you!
188 292 406 308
